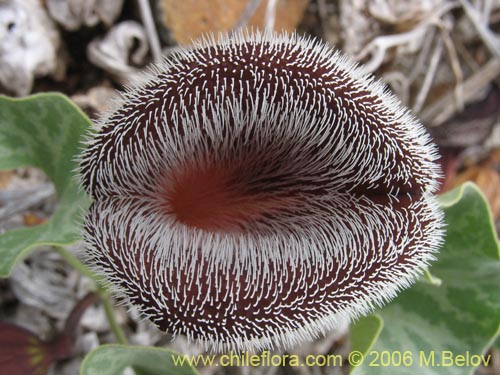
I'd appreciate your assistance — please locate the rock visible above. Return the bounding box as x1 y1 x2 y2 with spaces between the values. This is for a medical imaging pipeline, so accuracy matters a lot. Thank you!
0 0 62 96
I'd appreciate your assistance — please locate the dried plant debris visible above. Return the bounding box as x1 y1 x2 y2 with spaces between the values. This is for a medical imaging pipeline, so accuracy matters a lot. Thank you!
0 168 57 233
46 0 125 31
9 250 78 320
87 21 150 79
155 0 309 44
330 0 500 131
428 84 500 148
0 0 63 96
71 85 119 118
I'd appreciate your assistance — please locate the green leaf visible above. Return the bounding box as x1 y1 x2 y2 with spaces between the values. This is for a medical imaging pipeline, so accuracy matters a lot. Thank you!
350 314 383 355
351 182 500 375
0 93 91 277
81 345 199 375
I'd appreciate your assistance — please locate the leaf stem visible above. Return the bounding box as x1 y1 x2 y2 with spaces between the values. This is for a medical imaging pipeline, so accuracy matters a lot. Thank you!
53 246 128 345
52 246 95 280
100 293 128 345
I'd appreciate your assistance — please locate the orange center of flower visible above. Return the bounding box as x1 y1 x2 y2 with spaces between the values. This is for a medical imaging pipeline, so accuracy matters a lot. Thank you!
167 164 277 232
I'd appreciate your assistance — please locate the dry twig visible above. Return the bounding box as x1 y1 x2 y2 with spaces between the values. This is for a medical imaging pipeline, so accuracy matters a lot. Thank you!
413 38 444 113
440 22 465 111
355 1 459 72
459 0 500 57
265 0 279 31
421 57 500 126
0 183 55 222
232 0 263 33
136 0 162 61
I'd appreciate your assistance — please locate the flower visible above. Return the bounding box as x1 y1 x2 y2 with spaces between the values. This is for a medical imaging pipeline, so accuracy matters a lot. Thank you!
0 322 55 375
80 31 444 352
0 293 98 374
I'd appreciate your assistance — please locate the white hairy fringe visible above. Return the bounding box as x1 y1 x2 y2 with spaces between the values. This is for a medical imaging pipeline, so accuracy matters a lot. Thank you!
80 30 445 352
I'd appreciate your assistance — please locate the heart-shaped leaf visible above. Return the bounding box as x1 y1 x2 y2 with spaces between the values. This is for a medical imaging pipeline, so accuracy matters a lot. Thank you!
351 182 500 374
0 93 91 277
350 314 383 357
81 345 199 375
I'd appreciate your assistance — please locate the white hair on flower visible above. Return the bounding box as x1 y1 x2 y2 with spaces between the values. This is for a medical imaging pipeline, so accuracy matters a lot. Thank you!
80 30 444 352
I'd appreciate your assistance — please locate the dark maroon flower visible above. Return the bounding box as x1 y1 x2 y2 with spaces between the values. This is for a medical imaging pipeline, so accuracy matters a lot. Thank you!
0 293 97 375
0 322 56 375
80 31 444 351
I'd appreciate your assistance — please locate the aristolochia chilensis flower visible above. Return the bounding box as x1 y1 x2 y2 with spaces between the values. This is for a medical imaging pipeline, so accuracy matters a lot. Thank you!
80 31 444 352
0 293 98 375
